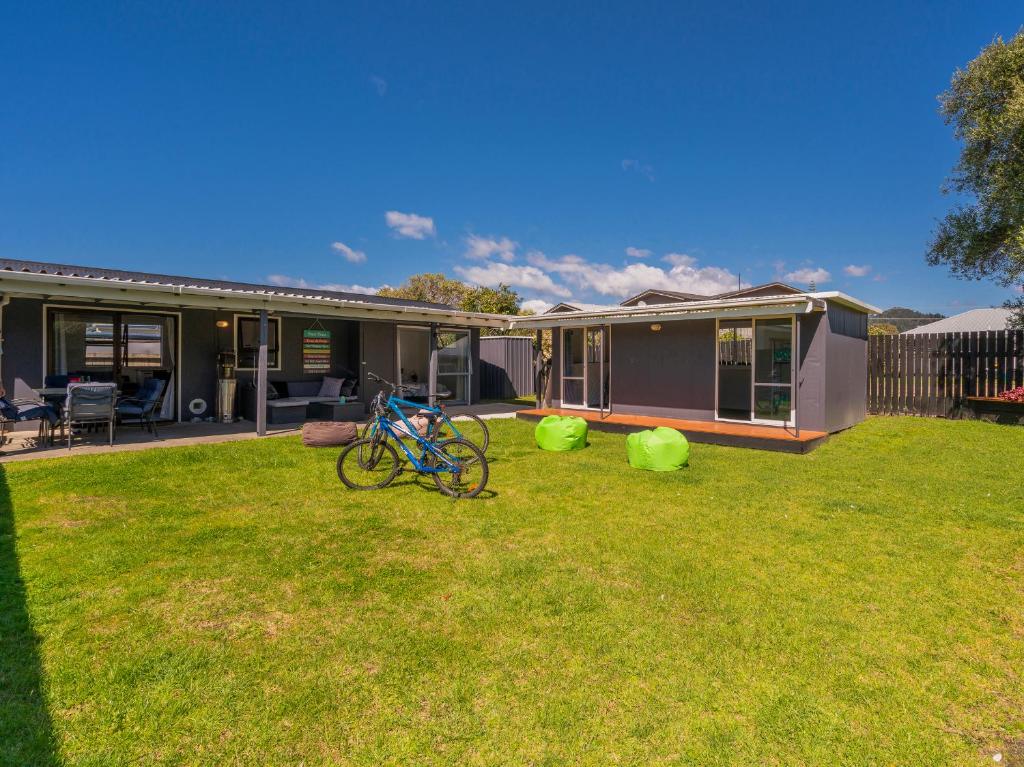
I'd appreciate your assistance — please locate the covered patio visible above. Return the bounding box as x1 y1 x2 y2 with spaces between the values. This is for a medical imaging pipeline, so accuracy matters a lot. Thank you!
0 259 510 445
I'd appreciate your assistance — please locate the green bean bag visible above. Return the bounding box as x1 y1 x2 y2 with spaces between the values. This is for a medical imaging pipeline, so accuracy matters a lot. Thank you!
535 415 588 451
626 427 689 471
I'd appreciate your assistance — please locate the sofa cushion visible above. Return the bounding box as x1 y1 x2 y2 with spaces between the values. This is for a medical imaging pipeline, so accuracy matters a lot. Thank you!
340 379 357 397
318 376 344 398
286 381 322 397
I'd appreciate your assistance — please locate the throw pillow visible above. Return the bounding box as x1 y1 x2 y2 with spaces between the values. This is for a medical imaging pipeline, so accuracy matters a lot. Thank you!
318 376 344 398
340 379 357 397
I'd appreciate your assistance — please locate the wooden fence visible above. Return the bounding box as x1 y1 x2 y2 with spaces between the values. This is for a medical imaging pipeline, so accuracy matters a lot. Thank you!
868 330 1024 416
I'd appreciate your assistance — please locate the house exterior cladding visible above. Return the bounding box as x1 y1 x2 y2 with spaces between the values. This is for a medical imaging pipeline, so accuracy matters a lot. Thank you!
509 285 878 435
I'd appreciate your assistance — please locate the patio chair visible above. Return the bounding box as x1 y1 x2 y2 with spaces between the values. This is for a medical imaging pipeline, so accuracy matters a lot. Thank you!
0 396 59 447
116 377 167 437
63 383 117 449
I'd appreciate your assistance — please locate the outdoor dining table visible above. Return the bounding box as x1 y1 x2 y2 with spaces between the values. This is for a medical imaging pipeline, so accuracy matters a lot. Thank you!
33 386 121 418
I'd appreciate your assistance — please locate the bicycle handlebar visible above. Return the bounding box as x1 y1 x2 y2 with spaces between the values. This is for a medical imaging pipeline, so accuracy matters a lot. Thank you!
366 371 416 395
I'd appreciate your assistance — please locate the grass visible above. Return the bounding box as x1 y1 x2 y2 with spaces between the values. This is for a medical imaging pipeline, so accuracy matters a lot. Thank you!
2 417 1023 766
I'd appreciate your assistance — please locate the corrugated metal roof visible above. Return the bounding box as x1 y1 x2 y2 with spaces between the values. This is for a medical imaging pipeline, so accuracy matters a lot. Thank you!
0 258 452 311
902 308 1013 334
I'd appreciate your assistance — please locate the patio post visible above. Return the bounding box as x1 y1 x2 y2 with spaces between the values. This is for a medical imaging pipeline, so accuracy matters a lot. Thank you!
256 308 268 436
535 330 543 408
794 313 800 438
428 323 438 407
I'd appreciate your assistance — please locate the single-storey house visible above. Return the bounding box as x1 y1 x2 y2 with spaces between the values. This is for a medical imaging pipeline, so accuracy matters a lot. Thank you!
0 259 880 450
0 259 507 433
507 283 880 449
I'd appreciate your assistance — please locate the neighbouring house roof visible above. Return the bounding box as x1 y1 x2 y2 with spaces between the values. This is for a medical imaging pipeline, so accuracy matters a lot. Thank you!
716 282 803 299
619 289 708 306
901 307 1014 334
0 258 511 328
619 282 803 307
545 302 583 313
509 290 881 329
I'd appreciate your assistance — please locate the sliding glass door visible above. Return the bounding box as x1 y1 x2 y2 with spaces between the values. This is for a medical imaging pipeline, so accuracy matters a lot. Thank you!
47 308 178 419
397 326 471 405
716 316 794 425
753 319 793 423
437 329 470 404
561 325 609 411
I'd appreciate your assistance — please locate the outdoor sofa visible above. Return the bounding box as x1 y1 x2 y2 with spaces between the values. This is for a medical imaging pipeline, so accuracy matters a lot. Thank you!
240 377 364 424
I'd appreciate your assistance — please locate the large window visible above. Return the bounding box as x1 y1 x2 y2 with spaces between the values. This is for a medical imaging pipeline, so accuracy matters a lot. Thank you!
235 316 281 370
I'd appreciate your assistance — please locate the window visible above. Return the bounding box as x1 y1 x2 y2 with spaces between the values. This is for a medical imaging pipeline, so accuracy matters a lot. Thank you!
236 316 281 370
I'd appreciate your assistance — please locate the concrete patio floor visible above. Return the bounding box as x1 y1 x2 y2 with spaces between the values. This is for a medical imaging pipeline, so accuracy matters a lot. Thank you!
0 402 529 463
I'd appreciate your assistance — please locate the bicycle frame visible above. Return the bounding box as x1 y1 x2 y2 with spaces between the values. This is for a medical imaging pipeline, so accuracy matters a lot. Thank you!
366 393 471 444
367 395 462 474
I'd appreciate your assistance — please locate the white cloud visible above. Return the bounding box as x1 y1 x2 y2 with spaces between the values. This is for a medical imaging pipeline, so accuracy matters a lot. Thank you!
330 241 367 264
370 75 388 96
521 298 554 314
784 267 832 285
625 246 652 259
267 274 383 295
385 210 436 239
662 252 697 267
455 262 572 298
527 251 739 299
621 158 655 182
464 234 517 262
843 264 871 277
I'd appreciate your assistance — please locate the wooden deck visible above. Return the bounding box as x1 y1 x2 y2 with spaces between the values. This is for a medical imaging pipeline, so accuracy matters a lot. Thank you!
516 408 829 453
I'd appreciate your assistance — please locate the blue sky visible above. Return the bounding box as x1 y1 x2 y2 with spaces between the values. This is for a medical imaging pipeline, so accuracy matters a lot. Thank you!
2 2 1021 314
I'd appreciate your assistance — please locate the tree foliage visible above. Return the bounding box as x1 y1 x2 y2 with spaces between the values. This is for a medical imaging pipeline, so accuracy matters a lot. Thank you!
868 323 899 336
928 31 1024 327
377 273 520 315
377 272 529 335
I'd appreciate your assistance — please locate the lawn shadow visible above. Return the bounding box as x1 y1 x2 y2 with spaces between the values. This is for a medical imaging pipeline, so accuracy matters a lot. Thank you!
0 466 61 766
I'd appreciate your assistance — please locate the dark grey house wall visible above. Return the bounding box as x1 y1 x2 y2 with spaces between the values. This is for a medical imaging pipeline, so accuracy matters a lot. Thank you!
610 319 716 420
2 297 45 399
796 313 827 432
825 322 868 432
546 308 869 433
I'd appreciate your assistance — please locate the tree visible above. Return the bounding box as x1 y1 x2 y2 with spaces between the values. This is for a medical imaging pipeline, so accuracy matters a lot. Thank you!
377 273 524 335
868 322 899 336
927 31 1024 327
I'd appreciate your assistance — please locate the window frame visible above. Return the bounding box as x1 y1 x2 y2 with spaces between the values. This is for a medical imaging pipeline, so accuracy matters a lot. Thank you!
234 314 283 371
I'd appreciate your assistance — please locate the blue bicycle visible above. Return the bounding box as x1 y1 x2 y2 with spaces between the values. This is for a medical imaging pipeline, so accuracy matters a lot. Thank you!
336 373 489 499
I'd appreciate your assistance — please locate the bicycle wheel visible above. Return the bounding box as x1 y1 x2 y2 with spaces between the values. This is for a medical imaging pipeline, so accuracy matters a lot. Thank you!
337 438 401 490
428 438 488 499
433 414 490 454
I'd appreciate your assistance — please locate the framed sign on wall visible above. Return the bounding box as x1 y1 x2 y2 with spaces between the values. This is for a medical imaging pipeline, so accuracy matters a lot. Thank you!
302 326 331 373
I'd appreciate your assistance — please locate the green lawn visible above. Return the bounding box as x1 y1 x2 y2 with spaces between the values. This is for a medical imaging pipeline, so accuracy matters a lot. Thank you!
2 417 1023 765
